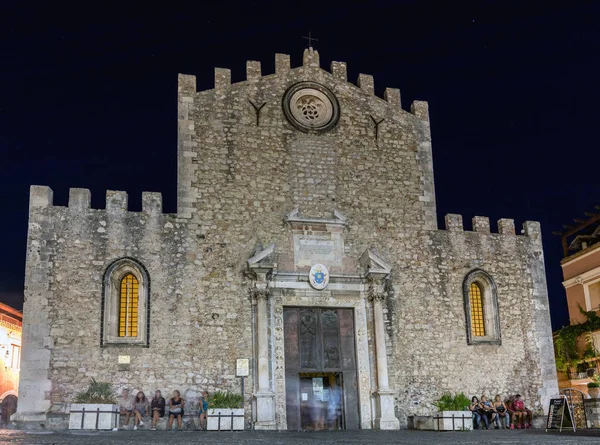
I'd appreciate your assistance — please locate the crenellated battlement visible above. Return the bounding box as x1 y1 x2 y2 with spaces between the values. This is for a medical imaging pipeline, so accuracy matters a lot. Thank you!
443 213 542 239
30 185 168 216
178 48 430 117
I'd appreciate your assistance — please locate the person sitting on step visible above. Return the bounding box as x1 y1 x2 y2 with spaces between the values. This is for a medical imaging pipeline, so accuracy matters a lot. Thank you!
133 391 150 430
469 396 489 430
150 390 166 431
167 390 186 430
509 394 532 429
492 394 510 429
118 388 134 430
479 395 496 428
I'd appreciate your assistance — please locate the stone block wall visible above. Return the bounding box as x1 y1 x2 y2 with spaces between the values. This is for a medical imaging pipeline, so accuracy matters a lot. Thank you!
585 398 600 428
380 220 557 424
17 186 254 426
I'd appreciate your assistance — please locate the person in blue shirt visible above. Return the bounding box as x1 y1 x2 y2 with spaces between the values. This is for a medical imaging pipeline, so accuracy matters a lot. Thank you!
198 390 209 431
480 395 496 429
469 396 489 429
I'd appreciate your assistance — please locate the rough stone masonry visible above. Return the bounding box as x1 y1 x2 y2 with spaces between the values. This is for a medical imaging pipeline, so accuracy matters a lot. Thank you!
14 48 558 430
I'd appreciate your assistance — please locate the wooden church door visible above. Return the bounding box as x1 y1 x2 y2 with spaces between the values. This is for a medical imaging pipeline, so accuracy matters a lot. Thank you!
283 307 360 430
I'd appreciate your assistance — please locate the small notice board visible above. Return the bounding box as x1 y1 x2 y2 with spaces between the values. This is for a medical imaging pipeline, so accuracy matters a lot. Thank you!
546 396 575 432
236 359 249 377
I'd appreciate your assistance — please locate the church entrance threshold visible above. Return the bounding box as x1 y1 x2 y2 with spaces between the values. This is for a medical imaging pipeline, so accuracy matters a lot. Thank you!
283 307 360 431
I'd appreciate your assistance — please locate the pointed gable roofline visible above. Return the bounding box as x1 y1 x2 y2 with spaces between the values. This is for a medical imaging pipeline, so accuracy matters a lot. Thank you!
360 249 392 277
247 243 275 268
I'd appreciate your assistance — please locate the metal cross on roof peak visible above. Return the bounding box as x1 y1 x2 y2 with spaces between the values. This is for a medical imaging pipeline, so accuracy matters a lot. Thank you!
302 31 319 48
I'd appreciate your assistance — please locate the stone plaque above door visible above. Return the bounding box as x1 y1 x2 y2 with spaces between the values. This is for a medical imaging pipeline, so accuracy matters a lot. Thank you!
285 208 347 271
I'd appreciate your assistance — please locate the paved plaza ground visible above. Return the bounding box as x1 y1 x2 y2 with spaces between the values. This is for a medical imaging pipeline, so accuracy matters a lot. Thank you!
0 429 599 445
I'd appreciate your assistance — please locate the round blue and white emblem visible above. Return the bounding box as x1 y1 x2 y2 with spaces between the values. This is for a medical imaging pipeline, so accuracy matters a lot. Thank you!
309 264 329 290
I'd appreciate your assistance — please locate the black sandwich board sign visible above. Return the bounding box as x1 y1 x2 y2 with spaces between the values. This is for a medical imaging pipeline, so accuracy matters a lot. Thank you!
546 396 575 432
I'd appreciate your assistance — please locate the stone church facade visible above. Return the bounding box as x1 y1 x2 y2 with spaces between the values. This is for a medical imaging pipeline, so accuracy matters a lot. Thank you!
15 49 558 430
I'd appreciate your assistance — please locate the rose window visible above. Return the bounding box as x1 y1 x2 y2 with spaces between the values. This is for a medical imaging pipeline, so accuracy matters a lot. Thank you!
283 82 340 132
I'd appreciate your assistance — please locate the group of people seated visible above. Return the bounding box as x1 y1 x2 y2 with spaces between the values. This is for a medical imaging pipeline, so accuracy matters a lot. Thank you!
118 388 209 431
469 394 532 430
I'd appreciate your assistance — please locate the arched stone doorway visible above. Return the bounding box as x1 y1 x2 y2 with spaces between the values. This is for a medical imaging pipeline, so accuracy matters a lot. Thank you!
1 395 18 425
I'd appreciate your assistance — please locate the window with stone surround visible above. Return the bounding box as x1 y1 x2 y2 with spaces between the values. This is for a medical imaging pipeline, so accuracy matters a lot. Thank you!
463 269 501 345
586 280 600 311
102 258 149 346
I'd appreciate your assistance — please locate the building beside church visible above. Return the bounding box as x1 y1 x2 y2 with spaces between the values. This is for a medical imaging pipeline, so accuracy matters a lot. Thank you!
554 211 600 393
0 302 22 425
15 49 558 430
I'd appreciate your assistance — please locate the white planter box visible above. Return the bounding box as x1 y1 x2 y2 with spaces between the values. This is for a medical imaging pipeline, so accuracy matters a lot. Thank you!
207 408 244 431
69 404 119 430
433 410 473 431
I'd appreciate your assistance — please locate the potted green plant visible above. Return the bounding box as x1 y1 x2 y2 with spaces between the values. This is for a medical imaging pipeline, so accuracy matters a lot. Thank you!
432 393 473 431
206 391 245 431
68 379 119 430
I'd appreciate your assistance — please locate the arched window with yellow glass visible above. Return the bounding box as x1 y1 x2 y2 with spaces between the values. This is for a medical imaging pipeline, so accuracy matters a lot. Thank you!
119 273 139 337
102 258 149 346
463 270 501 345
469 282 486 337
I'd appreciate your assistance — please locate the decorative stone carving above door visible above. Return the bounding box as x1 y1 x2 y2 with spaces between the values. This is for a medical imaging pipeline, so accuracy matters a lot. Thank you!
284 208 348 271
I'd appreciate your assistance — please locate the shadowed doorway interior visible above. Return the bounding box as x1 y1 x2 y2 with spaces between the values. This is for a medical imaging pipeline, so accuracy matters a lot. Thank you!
284 307 360 430
299 372 344 430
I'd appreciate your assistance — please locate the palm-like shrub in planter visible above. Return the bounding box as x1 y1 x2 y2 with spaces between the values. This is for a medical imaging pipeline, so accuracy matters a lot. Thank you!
433 393 470 411
433 393 473 431
207 391 245 430
208 391 244 409
74 379 116 404
69 379 119 430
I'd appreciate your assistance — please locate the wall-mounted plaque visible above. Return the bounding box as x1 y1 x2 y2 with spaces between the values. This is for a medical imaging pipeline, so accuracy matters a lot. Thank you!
236 358 249 377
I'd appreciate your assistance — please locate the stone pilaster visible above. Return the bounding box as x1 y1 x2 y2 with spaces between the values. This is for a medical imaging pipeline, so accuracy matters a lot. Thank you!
13 186 54 426
247 244 277 430
368 280 400 430
523 221 559 413
250 288 276 429
252 289 271 393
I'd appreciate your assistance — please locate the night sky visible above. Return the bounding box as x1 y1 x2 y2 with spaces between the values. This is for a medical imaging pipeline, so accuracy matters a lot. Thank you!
1 2 598 330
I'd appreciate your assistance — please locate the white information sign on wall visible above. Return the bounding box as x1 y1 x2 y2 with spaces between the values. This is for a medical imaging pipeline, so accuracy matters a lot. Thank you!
236 358 249 377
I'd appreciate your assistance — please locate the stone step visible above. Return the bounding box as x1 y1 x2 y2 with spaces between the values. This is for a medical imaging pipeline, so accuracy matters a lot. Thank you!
124 415 202 431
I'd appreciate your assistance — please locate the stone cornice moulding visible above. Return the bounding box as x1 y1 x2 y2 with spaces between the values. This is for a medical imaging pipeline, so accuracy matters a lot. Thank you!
284 207 348 227
562 265 600 289
561 242 600 267
0 320 22 333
